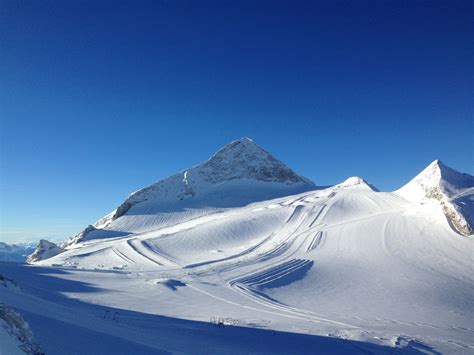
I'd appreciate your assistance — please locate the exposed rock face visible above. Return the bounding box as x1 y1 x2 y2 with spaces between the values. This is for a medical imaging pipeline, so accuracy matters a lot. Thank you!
112 138 313 218
26 239 64 263
396 160 474 236
69 225 97 246
0 304 43 354
196 138 309 184
69 138 315 245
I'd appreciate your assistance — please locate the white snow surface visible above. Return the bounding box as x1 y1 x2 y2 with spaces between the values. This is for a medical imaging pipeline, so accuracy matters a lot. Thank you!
0 319 25 355
68 138 315 245
5 174 472 353
8 142 474 354
26 239 63 264
396 160 474 236
0 299 42 355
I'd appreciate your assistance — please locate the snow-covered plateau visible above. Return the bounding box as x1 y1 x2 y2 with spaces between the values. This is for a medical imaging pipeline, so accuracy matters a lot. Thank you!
1 138 473 354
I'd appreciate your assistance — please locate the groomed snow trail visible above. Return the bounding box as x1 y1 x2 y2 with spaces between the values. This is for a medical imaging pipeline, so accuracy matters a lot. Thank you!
13 182 474 353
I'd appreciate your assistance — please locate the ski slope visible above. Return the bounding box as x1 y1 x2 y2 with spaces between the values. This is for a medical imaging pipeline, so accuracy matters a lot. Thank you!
2 139 473 354
68 138 315 245
2 177 472 354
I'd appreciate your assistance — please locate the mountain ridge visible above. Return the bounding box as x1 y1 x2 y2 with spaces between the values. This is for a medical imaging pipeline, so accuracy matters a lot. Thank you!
28 140 473 257
396 159 474 236
68 138 316 245
18 146 474 352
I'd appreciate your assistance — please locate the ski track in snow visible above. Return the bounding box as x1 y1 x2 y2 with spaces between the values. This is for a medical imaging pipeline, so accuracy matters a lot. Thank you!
3 181 474 354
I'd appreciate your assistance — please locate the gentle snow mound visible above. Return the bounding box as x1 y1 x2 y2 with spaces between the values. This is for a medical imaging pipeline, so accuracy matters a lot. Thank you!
335 176 378 191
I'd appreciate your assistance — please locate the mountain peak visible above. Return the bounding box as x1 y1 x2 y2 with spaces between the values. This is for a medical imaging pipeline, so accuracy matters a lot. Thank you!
404 160 474 197
429 159 442 166
423 159 447 173
336 176 378 191
201 138 311 185
428 159 452 171
27 239 64 264
211 137 258 155
209 138 268 161
208 137 268 164
68 138 315 245
396 161 474 236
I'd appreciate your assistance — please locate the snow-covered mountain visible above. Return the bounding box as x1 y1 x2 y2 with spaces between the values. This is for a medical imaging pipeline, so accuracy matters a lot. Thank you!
396 159 474 236
5 140 473 353
26 240 63 263
68 138 316 245
0 242 36 262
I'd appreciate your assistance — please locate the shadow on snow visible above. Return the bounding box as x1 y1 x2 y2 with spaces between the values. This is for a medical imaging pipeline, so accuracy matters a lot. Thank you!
0 262 439 355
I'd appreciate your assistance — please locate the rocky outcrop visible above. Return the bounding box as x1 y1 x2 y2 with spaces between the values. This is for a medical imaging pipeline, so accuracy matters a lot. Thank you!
69 138 316 245
26 239 64 263
0 304 43 354
68 224 97 246
396 160 474 236
111 138 314 219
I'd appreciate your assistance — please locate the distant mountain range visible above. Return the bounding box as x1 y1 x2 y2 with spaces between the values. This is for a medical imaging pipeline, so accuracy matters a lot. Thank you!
0 242 36 262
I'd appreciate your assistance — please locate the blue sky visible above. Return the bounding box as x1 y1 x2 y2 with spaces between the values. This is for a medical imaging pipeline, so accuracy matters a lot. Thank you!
1 0 472 243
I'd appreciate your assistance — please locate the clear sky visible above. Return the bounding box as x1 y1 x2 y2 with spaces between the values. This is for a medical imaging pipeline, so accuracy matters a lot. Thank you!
1 0 473 243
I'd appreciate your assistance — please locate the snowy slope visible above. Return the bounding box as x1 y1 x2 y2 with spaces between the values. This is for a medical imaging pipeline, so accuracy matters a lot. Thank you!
0 276 43 355
396 160 474 236
0 323 25 355
0 308 42 355
10 143 474 353
26 240 63 263
18 172 472 353
68 138 315 246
